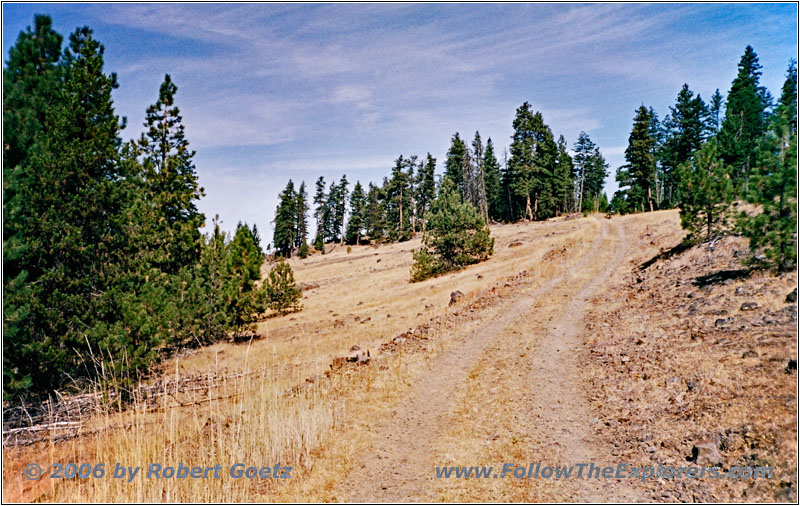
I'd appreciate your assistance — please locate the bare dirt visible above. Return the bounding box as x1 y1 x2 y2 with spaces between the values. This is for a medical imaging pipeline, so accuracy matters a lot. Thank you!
333 218 646 502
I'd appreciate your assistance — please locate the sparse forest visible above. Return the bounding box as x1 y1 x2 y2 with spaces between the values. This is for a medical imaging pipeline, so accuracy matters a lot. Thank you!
3 15 796 406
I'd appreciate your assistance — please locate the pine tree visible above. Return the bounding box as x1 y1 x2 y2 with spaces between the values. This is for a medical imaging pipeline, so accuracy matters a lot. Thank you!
345 181 367 244
472 131 489 223
415 153 437 232
708 89 724 134
295 181 309 248
227 222 265 329
137 74 205 273
483 139 503 221
263 260 302 314
554 135 576 215
740 60 797 271
273 180 297 257
411 178 494 282
508 103 559 220
3 23 128 397
385 156 414 240
573 131 596 212
624 106 658 212
444 133 468 199
661 84 710 206
719 46 768 191
312 176 327 248
364 182 386 242
334 175 349 244
678 141 733 242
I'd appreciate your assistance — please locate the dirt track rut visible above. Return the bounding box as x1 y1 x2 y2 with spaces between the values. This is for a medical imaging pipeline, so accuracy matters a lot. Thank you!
335 218 642 502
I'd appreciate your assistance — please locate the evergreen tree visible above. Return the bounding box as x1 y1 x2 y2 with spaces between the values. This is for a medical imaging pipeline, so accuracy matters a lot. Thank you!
708 89 724 134
333 175 349 244
573 131 596 212
678 141 733 242
719 45 768 191
263 260 302 314
483 139 503 221
295 181 309 248
740 60 797 270
472 131 489 223
312 176 327 248
364 182 386 242
345 181 367 244
411 178 494 282
661 84 710 206
508 102 559 220
554 135 576 214
444 133 468 199
227 222 265 329
273 180 297 257
584 147 608 212
415 153 437 232
385 156 414 240
624 105 658 212
137 74 205 273
3 23 128 397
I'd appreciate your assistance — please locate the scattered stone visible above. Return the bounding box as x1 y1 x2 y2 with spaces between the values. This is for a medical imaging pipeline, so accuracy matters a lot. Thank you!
735 286 748 296
359 317 371 324
477 274 483 279
508 241 523 248
297 282 319 291
787 288 798 303
786 359 797 373
742 350 758 359
333 320 344 329
376 258 381 263
350 345 360 352
740 302 760 311
691 440 723 466
449 291 465 306
714 317 732 327
687 380 697 391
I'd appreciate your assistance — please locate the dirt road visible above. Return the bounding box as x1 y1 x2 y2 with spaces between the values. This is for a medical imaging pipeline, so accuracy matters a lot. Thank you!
334 218 644 502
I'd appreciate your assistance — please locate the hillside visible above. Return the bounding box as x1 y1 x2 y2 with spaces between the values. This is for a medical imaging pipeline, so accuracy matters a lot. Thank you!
3 210 796 502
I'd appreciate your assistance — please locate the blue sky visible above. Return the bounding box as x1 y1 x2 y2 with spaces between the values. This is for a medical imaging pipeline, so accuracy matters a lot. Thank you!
3 3 797 241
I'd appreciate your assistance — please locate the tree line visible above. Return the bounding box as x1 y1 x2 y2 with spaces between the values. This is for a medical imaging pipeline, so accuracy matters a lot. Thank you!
612 45 796 271
272 108 611 256
3 16 298 400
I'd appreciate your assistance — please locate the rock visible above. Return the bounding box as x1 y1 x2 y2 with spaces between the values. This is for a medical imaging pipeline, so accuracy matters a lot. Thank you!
359 317 371 324
787 288 798 303
735 286 747 296
333 320 345 329
508 241 523 248
691 440 723 466
449 291 465 306
786 359 797 373
350 345 360 352
297 282 320 291
740 302 760 311
715 317 732 327
742 350 758 359
376 258 381 263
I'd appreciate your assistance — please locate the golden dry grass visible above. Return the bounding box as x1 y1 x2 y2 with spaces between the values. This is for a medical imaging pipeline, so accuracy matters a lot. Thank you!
4 210 795 503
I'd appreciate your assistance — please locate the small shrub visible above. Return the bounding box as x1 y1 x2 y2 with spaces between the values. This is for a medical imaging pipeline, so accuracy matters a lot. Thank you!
411 178 494 282
262 260 302 314
298 242 310 259
347 246 352 254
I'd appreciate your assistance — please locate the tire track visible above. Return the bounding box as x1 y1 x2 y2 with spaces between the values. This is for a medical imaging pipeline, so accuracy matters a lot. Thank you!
336 218 616 502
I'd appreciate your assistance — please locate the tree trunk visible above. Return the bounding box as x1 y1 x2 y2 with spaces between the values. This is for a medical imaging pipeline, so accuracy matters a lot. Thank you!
525 195 533 221
647 185 654 212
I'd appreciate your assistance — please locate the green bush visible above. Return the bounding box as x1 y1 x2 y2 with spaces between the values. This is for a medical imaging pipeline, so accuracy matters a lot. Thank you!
298 242 310 259
411 178 494 282
262 260 303 314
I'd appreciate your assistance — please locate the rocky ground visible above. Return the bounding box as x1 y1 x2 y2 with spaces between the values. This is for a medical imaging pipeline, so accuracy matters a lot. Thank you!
583 217 798 502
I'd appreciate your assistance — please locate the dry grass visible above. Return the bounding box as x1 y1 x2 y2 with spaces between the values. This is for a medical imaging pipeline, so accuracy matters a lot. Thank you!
4 210 794 503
